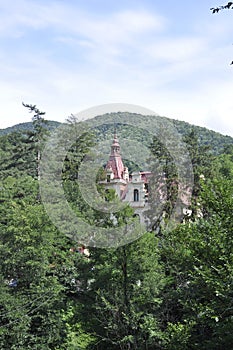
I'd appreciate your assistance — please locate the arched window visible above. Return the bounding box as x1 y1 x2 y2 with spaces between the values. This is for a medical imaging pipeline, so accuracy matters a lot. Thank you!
134 189 139 202
133 213 140 220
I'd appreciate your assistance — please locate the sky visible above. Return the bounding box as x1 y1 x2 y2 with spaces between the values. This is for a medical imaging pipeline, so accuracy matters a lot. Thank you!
0 0 233 136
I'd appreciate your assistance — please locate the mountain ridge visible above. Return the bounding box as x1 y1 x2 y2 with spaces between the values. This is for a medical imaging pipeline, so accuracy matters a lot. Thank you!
0 114 232 155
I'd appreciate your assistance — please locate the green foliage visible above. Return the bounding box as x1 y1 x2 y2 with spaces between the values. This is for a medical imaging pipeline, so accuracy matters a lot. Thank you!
0 132 35 179
158 173 233 349
211 152 233 179
0 112 233 349
171 118 233 154
22 103 50 180
148 135 178 223
59 305 96 349
72 233 165 350
182 129 214 218
0 176 66 349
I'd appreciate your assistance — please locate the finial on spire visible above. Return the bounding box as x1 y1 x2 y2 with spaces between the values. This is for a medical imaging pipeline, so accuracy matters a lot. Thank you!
110 126 120 155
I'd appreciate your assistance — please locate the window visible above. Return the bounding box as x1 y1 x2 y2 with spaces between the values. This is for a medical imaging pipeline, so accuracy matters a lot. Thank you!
134 189 139 202
107 174 110 182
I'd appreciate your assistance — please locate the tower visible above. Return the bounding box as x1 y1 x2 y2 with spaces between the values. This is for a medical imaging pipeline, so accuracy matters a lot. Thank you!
99 131 151 224
105 131 126 181
102 131 128 198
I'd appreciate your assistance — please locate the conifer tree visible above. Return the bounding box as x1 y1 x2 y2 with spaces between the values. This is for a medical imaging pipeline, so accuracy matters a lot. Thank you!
22 102 49 181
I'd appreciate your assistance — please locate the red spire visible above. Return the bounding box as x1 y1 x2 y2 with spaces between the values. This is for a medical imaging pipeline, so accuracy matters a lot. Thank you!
106 131 125 179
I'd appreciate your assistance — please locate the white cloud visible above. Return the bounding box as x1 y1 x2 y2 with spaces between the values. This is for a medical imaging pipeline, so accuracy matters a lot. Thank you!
145 37 207 63
80 10 165 44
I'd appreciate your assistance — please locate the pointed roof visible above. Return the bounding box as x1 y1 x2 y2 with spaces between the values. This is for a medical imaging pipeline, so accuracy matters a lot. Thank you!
106 131 125 179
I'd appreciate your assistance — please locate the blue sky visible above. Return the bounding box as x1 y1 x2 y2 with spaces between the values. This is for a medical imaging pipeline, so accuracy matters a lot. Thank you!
0 0 232 136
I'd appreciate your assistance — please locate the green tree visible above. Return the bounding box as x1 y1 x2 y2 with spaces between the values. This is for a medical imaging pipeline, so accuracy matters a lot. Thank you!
22 103 49 180
148 136 178 231
68 233 164 350
0 132 35 179
157 171 233 349
182 129 213 218
0 175 78 349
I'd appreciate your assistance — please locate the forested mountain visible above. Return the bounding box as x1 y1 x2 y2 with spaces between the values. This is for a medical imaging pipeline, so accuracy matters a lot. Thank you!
0 120 60 136
0 113 232 349
1 113 232 154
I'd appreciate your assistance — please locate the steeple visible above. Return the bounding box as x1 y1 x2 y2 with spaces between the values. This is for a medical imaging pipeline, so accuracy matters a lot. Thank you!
106 130 125 180
111 129 120 155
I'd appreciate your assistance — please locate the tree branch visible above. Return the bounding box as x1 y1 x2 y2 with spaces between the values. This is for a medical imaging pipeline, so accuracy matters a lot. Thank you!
210 2 233 13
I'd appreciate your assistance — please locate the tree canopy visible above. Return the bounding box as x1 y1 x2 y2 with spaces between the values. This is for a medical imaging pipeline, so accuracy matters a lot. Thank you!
0 112 232 349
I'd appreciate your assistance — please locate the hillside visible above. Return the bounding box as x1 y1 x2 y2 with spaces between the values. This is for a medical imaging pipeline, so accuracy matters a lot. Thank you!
0 120 61 135
94 113 233 155
171 118 233 155
0 113 232 155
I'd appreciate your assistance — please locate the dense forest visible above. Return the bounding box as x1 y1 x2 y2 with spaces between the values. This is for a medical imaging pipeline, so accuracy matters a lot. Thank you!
1 113 232 155
0 109 232 349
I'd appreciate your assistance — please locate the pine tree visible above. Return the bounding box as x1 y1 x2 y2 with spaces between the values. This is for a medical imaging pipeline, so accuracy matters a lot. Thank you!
22 103 49 181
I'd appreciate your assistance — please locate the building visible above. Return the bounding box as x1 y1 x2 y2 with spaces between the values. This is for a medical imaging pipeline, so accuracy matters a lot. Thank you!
99 131 151 224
